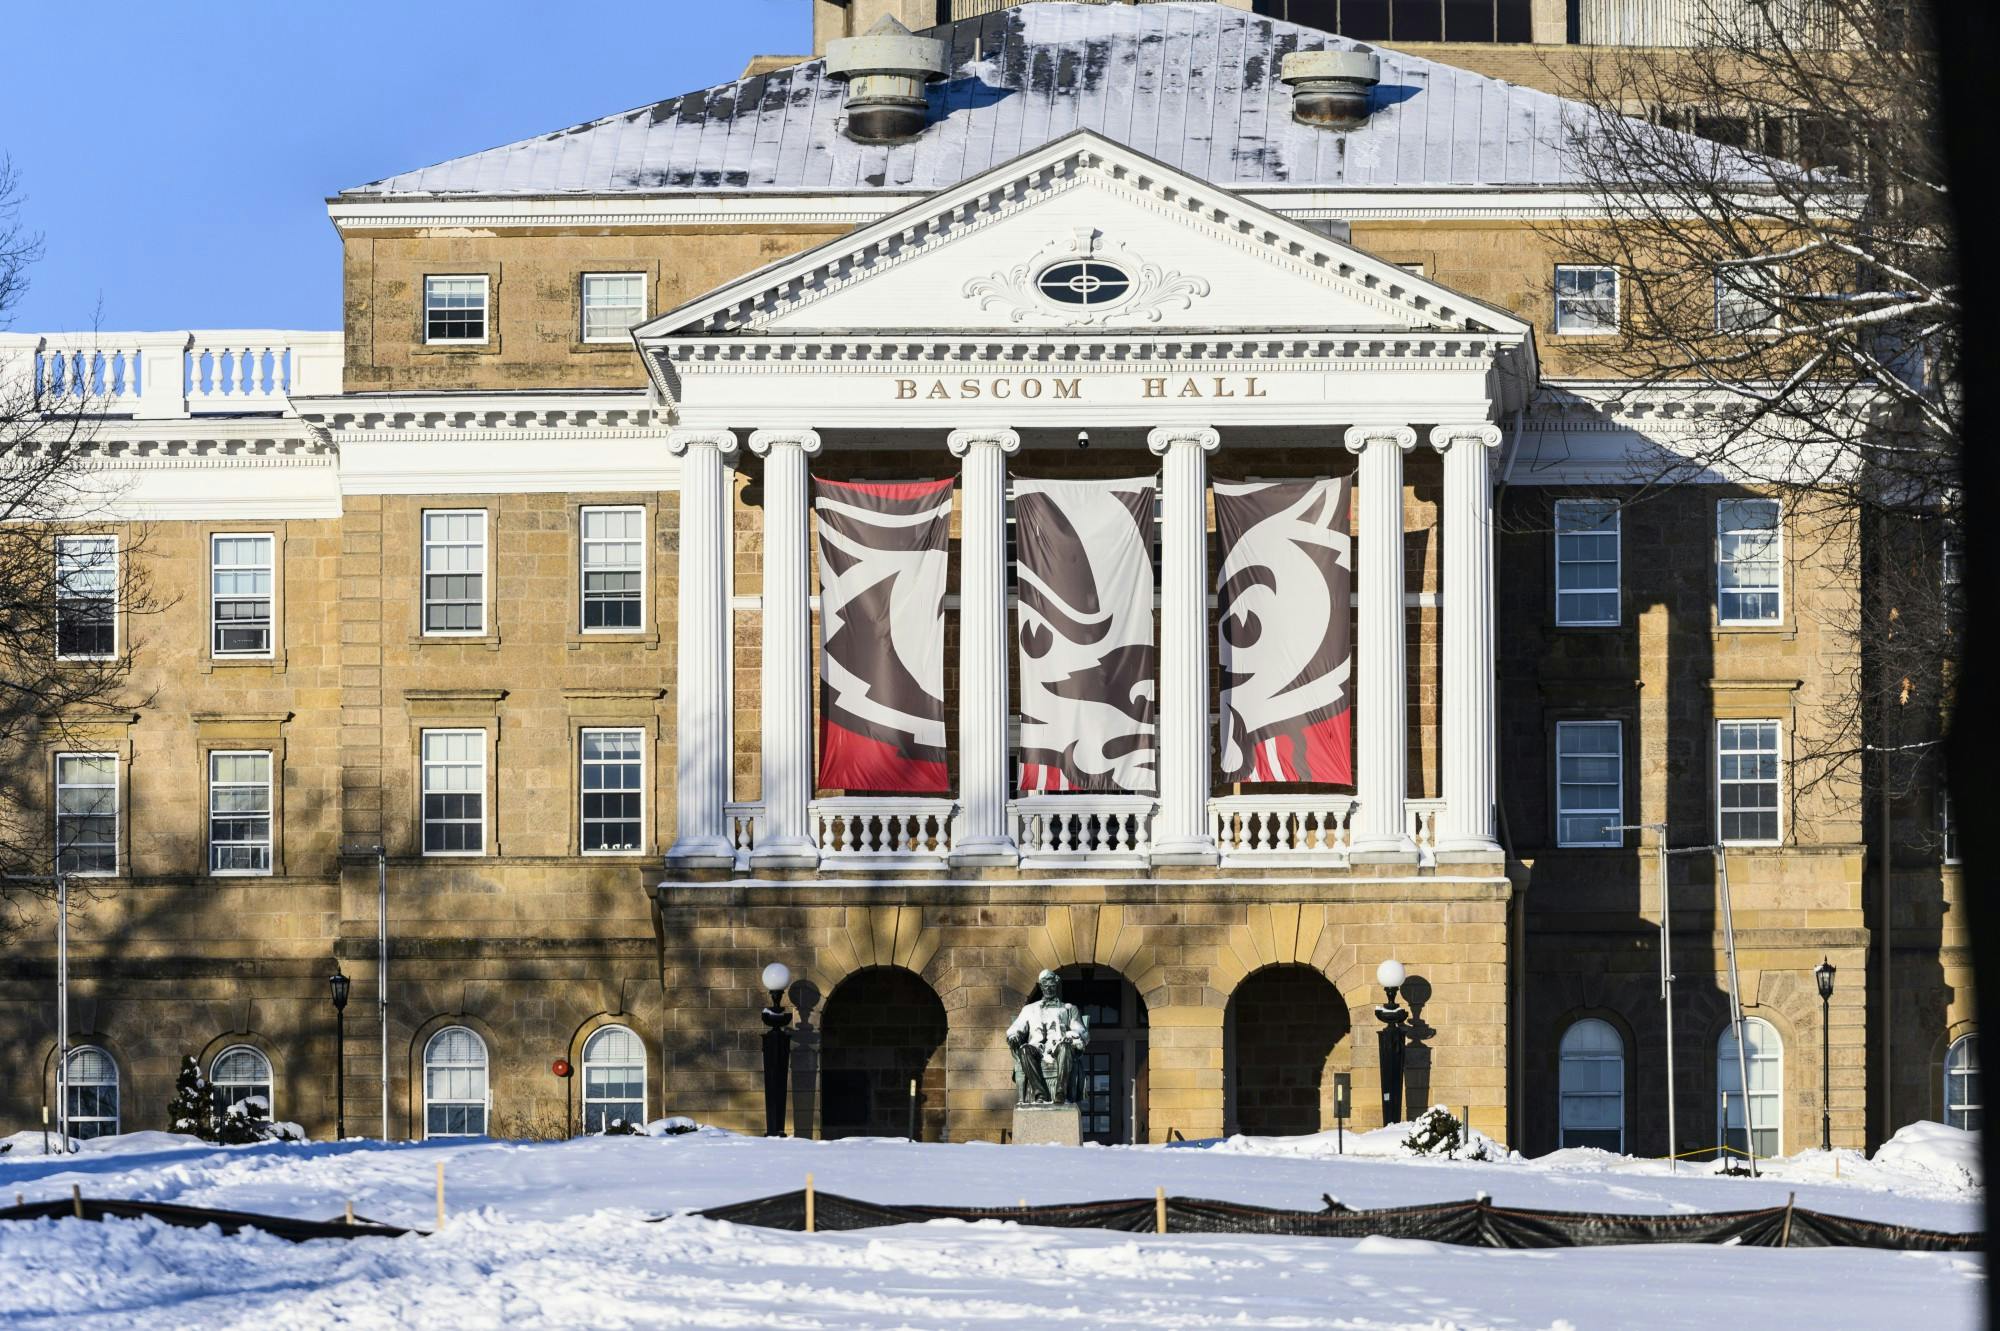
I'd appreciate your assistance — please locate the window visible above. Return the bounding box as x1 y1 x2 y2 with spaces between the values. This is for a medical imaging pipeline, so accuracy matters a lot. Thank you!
1717 1017 1783 1159
1716 498 1782 624
423 275 488 344
211 534 274 656
1251 0 1530 42
1556 722 1623 848
210 1046 274 1121
423 1027 489 1138
64 1046 119 1139
421 730 485 855
422 510 487 635
581 728 644 853
581 1025 646 1132
580 506 644 630
1554 265 1619 335
208 751 273 875
1717 720 1781 845
1715 263 1781 334
1559 1019 1625 1151
581 273 646 343
1945 1034 1981 1132
1036 260 1131 307
1554 500 1620 626
1941 789 1959 866
55 535 116 659
55 753 117 875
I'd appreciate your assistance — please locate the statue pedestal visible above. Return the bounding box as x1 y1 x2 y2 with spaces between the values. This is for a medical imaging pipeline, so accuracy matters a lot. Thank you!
1011 1103 1082 1147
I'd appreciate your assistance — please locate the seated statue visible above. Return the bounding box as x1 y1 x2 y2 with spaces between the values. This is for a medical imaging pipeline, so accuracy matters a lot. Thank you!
1006 969 1090 1106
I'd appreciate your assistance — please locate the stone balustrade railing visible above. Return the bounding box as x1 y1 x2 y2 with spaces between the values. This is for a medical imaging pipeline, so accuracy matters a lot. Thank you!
811 798 954 865
1011 794 1155 868
1211 794 1356 866
0 331 341 418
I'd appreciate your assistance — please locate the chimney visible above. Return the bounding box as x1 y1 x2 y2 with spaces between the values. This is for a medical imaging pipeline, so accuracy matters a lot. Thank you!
824 15 949 144
1279 49 1381 131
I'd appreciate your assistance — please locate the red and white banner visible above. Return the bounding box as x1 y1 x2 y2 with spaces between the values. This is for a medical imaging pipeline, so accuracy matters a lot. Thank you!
813 476 954 792
1214 477 1354 785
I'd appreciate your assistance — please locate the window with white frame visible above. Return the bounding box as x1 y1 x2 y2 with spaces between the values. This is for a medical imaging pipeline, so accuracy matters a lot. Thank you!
65 1046 119 1139
580 506 644 630
1941 788 1959 866
55 535 117 659
421 730 485 855
581 273 646 343
580 728 644 853
1717 720 1781 844
1717 1017 1783 1159
1554 265 1619 335
1714 262 1781 333
208 750 273 874
1945 1033 1981 1131
55 753 117 875
1559 1018 1625 1151
210 1045 274 1122
581 1025 646 1132
422 510 487 635
1716 498 1782 624
1556 721 1623 848
211 533 274 656
1554 500 1620 626
423 275 488 344
423 1026 490 1138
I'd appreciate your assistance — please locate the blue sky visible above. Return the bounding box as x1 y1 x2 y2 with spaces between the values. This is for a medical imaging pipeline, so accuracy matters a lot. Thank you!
0 1 808 332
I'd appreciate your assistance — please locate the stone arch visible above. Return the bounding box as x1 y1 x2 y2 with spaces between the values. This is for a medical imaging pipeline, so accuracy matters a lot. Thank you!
819 965 948 1141
39 1032 124 1135
566 1011 653 1134
406 1011 502 1140
798 905 946 1009
1224 964 1351 1137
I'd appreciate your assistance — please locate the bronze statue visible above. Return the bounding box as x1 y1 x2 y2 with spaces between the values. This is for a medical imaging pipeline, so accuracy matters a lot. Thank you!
1006 969 1090 1105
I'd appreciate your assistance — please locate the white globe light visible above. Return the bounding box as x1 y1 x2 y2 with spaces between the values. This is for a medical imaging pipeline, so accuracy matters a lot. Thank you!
1376 958 1407 990
761 962 791 993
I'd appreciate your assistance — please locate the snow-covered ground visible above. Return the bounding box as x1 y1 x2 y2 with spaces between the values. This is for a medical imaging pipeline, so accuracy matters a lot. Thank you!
0 1121 1984 1330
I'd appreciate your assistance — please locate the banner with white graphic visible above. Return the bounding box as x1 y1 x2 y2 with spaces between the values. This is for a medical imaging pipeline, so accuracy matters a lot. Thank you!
1013 476 1158 793
1214 477 1354 785
814 476 954 792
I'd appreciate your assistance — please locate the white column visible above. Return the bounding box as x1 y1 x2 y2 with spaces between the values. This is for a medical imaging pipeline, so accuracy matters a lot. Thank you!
1147 425 1221 864
948 427 1021 866
666 429 740 867
1431 423 1505 856
748 429 823 868
1342 424 1418 859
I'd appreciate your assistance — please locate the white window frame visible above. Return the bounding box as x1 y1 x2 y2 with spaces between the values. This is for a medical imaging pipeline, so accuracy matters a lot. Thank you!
421 509 488 637
209 1045 275 1121
210 532 275 658
1714 262 1782 334
1554 264 1620 336
422 1026 491 1139
1716 498 1783 625
55 751 118 877
1717 1017 1783 1160
580 272 647 344
579 505 646 632
1555 721 1624 848
1716 719 1783 847
422 274 489 346
420 729 487 857
580 727 646 855
1554 499 1621 627
55 534 118 661
208 749 274 876
1940 788 1959 866
1945 1033 1980 1132
1558 1018 1625 1152
64 1045 120 1139
580 1024 647 1132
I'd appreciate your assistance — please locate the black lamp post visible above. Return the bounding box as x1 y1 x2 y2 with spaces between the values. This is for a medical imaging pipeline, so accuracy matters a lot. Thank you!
1814 957 1836 1151
329 966 351 1140
1374 958 1409 1125
760 963 793 1137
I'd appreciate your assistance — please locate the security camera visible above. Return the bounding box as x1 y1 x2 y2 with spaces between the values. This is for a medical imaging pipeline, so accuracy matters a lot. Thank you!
1077 430 1090 450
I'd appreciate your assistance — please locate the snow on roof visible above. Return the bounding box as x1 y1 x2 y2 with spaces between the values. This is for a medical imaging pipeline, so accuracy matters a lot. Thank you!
342 2 1768 199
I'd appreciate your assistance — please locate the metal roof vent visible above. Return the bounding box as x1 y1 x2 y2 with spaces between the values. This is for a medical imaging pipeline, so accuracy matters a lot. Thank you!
1279 49 1381 131
825 15 949 144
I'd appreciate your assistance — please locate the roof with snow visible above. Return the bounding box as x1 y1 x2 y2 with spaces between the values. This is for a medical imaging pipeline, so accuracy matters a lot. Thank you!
342 2 1764 198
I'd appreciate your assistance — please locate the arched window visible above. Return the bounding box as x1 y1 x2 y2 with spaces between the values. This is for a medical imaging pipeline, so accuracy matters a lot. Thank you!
581 1025 646 1133
1945 1034 1981 1131
65 1046 119 1139
210 1046 274 1121
423 1027 489 1138
1558 1019 1625 1152
1717 1018 1783 1159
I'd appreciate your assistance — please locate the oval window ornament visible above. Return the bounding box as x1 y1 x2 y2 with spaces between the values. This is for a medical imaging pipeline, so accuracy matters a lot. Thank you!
1036 260 1132 307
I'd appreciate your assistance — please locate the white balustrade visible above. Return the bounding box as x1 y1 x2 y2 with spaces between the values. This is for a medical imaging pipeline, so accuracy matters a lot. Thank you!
1408 799 1445 870
723 803 762 871
1210 794 1355 865
811 798 955 866
0 330 341 418
1010 795 1155 867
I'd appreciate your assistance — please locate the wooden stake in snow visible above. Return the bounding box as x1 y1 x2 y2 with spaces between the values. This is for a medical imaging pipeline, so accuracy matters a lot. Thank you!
805 1172 816 1234
344 1201 355 1226
1155 1186 1166 1234
71 1184 82 1219
435 1161 446 1230
1780 1191 1796 1247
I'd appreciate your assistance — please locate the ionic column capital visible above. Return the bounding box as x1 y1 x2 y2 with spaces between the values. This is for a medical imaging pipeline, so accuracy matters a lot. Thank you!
1427 423 1504 453
1146 425 1221 456
667 428 739 457
946 427 1021 458
747 428 823 457
1342 424 1418 455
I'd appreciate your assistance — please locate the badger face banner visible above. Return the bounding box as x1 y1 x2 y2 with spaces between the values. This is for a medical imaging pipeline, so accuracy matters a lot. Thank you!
1214 477 1354 785
813 476 954 792
1014 476 1159 793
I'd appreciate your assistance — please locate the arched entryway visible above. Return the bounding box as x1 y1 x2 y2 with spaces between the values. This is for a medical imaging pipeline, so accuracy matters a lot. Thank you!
819 966 947 1140
1224 964 1350 1136
1033 966 1148 1145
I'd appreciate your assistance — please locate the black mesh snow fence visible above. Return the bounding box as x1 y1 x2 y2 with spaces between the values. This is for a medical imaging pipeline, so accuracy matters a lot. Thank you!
0 1195 413 1242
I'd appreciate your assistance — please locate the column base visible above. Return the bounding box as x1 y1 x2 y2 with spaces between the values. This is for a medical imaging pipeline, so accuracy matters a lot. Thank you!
749 839 821 870
1349 836 1419 865
1150 839 1221 867
665 838 738 870
1434 839 1505 866
950 837 1019 868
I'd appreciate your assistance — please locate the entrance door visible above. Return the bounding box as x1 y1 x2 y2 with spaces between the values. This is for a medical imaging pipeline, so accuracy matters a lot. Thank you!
1058 968 1148 1145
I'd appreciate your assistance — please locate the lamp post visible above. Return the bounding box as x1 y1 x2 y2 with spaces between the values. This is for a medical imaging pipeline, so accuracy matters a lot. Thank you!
1374 958 1409 1125
1815 957 1836 1152
329 966 350 1140
760 963 793 1137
